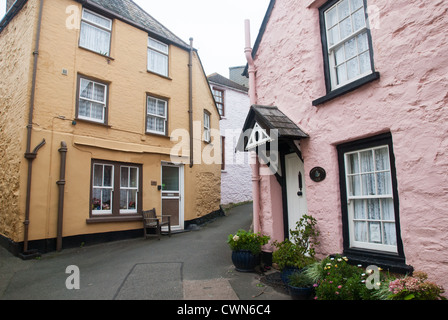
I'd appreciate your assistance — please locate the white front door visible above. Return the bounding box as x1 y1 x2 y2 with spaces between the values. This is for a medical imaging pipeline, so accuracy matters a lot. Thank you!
285 153 308 237
161 163 184 231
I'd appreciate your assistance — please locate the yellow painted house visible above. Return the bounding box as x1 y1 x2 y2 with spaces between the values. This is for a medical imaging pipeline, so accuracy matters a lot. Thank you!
0 0 221 257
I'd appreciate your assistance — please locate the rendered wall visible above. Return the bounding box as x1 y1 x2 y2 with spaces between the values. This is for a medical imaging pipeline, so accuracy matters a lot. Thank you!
254 0 448 288
217 83 252 205
0 0 36 242
1 0 220 244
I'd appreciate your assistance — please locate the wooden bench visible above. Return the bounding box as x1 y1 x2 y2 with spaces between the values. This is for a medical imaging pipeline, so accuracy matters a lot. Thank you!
142 208 171 240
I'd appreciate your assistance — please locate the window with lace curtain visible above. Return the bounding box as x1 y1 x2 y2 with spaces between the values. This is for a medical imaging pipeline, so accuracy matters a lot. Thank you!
79 8 112 56
76 76 109 124
148 36 169 77
338 133 405 259
146 95 168 135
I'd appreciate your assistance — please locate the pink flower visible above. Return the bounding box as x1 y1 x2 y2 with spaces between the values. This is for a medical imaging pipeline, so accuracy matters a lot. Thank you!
338 285 342 289
335 291 339 295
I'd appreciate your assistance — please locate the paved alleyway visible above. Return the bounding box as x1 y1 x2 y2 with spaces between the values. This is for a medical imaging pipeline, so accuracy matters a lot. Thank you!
0 203 290 300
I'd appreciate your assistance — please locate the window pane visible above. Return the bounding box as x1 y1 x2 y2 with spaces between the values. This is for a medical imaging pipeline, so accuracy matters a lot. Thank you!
162 166 179 191
130 167 138 188
147 97 157 114
326 6 339 27
102 189 112 210
383 223 397 246
347 153 359 174
103 165 113 187
369 222 382 243
359 51 371 74
128 190 137 209
80 22 111 55
83 9 112 30
80 79 93 99
362 173 375 195
345 37 357 59
352 8 366 31
347 56 360 80
338 0 350 19
121 167 129 188
376 172 392 195
381 199 395 221
328 25 340 46
339 17 352 39
120 190 128 209
374 147 390 171
90 102 104 121
367 199 381 220
337 63 347 84
357 32 369 52
335 45 345 65
348 175 361 196
93 83 106 103
93 165 103 186
354 221 367 242
79 100 90 118
148 37 168 54
157 100 166 117
360 150 374 172
353 199 366 219
148 49 168 76
350 0 364 10
92 189 102 210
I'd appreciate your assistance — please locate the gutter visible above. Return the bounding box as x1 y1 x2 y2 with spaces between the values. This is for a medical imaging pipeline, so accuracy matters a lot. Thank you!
188 37 194 168
21 0 45 259
245 19 261 234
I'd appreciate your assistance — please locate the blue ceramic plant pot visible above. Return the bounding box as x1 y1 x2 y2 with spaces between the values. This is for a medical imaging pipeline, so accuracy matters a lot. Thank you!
231 250 261 272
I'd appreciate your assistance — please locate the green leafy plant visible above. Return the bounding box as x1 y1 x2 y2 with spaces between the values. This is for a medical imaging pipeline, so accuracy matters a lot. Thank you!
273 214 320 270
288 271 314 288
227 229 270 255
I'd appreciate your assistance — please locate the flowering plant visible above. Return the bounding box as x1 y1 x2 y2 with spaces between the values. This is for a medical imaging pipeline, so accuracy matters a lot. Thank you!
227 230 270 255
306 255 386 300
388 271 446 300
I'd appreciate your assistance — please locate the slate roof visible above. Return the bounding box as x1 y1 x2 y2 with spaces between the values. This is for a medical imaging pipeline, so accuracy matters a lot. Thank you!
207 73 249 93
236 105 309 152
247 105 309 139
78 0 189 50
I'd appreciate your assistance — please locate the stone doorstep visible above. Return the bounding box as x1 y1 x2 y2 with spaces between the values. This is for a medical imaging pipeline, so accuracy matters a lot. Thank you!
183 279 239 300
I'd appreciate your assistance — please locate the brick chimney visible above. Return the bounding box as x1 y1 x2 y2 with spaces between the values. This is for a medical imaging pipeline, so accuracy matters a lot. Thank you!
6 0 15 13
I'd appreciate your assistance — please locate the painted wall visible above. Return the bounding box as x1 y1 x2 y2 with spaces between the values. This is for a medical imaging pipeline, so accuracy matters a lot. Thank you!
253 0 448 289
0 0 221 245
0 0 36 242
213 81 252 205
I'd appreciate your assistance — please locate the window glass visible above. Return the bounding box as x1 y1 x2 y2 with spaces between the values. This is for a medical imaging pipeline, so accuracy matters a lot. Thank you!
79 9 112 55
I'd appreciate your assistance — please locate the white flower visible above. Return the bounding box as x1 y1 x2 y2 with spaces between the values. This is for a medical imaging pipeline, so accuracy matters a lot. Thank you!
233 235 240 242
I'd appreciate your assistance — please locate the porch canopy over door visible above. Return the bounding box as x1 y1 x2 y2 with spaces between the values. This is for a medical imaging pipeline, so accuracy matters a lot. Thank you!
236 105 309 238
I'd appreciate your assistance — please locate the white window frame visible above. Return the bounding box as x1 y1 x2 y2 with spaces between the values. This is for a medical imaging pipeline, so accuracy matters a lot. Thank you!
78 77 108 124
344 145 398 253
79 8 112 56
203 111 211 143
146 96 168 135
92 164 114 215
324 0 372 90
147 36 169 77
212 88 224 116
120 166 139 214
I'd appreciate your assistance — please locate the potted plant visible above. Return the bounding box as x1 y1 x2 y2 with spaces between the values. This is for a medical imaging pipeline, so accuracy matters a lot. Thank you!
287 271 315 300
272 214 320 283
227 229 270 272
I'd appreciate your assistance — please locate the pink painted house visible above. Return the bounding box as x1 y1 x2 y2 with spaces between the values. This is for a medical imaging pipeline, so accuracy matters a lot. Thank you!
239 0 448 290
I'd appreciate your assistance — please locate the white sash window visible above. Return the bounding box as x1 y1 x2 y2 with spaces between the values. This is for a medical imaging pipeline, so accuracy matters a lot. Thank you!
79 8 112 56
344 145 398 253
148 37 169 77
